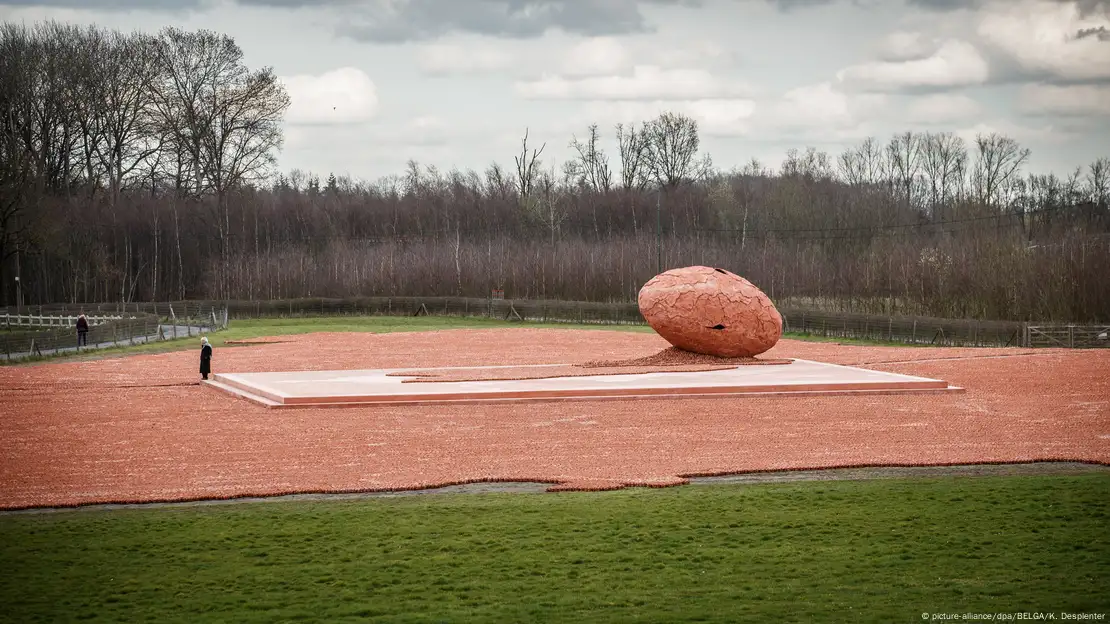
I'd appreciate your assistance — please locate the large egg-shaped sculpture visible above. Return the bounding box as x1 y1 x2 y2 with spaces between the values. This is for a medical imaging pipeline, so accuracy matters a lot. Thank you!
638 266 782 357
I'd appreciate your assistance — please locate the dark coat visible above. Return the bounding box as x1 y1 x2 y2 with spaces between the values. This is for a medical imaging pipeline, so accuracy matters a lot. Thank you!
76 316 89 332
200 344 213 375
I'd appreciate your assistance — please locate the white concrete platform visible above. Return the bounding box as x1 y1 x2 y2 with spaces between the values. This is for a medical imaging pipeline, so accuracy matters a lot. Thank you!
204 359 963 408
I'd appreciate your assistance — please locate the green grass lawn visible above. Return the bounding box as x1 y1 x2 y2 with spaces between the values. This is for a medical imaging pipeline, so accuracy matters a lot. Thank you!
3 314 920 366
218 314 654 342
2 475 1107 623
1 316 655 365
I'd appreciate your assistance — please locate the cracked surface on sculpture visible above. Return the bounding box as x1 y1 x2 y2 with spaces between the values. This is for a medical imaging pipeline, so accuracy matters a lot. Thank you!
638 266 783 358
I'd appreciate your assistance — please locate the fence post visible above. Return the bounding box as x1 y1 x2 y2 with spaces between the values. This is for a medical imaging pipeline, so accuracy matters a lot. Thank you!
912 320 917 343
1069 325 1074 349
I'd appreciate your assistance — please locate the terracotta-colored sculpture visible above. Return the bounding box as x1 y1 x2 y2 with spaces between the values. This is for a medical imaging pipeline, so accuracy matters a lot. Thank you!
638 266 782 357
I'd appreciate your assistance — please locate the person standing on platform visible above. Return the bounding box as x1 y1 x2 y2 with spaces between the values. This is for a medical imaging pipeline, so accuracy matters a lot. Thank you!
200 336 213 381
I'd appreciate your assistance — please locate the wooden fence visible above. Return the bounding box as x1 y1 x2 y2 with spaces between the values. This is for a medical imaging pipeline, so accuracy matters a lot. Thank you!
1024 325 1110 349
2 313 125 328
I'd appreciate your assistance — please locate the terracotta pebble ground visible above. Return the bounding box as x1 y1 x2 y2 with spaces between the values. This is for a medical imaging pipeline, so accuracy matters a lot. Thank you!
0 329 1107 509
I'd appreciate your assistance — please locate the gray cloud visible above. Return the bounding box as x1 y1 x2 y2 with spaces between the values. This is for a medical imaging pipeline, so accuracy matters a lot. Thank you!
903 0 974 9
762 0 836 9
1076 25 1110 40
907 0 1110 16
234 0 362 6
0 0 201 8
332 0 704 43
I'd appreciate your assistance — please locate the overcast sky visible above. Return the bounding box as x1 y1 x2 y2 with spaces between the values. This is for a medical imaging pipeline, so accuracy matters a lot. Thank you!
2 0 1108 181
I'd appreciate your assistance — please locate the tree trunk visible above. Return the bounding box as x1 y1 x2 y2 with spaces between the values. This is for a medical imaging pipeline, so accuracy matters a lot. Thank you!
173 198 184 300
454 226 462 296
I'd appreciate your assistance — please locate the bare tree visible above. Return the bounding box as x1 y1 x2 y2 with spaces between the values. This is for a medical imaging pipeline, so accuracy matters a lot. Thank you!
25 22 84 195
837 137 888 188
709 177 748 248
783 147 832 180
199 46 288 235
615 121 650 191
836 147 864 187
148 27 288 298
567 123 612 194
644 111 709 188
65 24 110 195
972 132 1031 209
514 128 544 202
0 23 36 302
535 165 565 247
483 161 513 200
919 132 967 218
886 131 922 209
739 157 769 177
1087 157 1109 209
94 32 164 204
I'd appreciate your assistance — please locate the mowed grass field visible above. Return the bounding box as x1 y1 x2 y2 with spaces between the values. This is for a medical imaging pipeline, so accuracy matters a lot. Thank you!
2 313 921 365
1 475 1107 623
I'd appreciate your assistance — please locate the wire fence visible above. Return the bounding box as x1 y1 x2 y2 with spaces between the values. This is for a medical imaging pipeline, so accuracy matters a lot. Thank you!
77 297 1034 347
5 297 1105 351
779 309 1028 347
0 304 229 361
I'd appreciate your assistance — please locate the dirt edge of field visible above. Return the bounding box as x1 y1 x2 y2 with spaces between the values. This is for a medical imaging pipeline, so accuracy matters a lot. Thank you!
5 461 1107 515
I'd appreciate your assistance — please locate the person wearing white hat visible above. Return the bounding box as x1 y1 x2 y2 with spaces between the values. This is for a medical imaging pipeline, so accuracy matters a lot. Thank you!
200 336 213 380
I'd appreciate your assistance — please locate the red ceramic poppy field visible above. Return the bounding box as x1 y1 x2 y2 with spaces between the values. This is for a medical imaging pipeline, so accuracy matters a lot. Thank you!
1 328 1108 510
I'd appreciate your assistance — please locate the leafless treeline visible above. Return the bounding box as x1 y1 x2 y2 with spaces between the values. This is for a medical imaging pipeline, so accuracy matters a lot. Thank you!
2 22 1108 322
0 21 288 305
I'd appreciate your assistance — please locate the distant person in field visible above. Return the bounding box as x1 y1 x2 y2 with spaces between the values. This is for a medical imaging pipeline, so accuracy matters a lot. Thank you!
200 337 213 380
75 313 89 348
